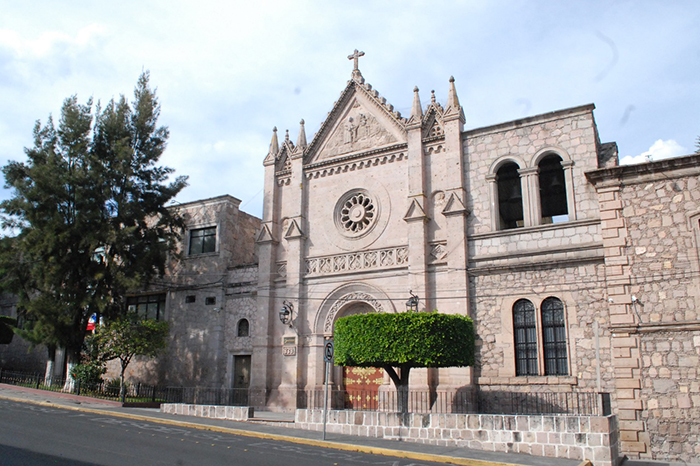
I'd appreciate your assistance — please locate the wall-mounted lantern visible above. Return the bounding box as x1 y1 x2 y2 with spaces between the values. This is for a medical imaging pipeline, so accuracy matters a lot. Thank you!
406 291 419 312
279 300 294 326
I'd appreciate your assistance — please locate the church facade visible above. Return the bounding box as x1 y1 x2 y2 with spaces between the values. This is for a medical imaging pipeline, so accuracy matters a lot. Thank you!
2 56 699 462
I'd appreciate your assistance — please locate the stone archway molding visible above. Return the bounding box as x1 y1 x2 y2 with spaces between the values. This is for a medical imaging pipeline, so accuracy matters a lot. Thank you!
314 282 396 335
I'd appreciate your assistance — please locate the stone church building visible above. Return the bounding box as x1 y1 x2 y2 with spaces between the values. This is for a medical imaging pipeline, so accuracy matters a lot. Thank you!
2 56 699 462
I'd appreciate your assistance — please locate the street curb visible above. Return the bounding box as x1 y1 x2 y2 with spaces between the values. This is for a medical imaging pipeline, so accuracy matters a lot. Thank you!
0 393 523 466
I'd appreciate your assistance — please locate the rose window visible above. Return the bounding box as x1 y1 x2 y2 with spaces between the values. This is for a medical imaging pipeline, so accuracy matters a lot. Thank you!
337 191 377 236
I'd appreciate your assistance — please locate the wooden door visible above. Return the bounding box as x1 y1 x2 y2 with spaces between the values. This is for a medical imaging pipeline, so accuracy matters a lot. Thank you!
343 366 383 410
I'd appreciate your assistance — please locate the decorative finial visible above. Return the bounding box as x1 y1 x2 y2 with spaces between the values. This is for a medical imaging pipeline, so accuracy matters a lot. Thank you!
296 119 307 149
431 90 436 103
285 129 290 141
411 86 422 119
269 126 279 155
447 75 460 110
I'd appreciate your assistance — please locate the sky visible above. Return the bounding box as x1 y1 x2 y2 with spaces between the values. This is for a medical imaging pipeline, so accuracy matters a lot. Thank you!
1 1 698 218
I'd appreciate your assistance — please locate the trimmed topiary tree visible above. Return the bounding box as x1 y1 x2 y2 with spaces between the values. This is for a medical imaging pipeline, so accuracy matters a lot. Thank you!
334 311 475 413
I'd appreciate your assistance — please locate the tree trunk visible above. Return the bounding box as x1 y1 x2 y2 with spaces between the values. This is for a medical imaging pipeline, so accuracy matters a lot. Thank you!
383 365 411 415
63 350 79 393
120 364 127 403
44 346 56 387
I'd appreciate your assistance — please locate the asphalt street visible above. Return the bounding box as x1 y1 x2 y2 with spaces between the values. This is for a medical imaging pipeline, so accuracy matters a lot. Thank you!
0 398 448 466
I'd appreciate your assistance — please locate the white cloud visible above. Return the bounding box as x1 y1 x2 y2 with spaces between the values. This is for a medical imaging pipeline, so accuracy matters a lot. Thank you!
619 139 688 165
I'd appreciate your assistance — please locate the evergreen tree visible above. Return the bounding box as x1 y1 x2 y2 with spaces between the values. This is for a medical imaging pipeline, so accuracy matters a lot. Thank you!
1 72 187 381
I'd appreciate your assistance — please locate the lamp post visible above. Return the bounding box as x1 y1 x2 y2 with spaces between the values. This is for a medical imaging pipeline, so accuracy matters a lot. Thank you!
406 291 419 312
279 300 294 327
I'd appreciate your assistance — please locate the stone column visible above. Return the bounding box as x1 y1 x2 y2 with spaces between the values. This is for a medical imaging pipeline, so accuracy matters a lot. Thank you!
596 182 649 458
562 160 577 220
486 174 499 231
519 167 540 227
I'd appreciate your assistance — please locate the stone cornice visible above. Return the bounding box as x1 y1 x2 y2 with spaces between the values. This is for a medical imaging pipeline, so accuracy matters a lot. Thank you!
468 242 604 275
470 218 601 241
304 146 407 179
611 320 700 334
585 153 700 185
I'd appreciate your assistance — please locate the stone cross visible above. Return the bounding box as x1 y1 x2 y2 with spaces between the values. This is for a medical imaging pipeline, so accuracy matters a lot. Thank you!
348 49 365 71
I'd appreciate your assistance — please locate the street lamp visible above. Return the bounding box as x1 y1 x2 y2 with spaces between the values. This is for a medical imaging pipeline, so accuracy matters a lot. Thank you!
405 291 419 312
279 300 294 326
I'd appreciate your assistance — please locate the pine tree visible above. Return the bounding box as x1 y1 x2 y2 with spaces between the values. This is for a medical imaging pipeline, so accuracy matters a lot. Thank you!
1 72 187 382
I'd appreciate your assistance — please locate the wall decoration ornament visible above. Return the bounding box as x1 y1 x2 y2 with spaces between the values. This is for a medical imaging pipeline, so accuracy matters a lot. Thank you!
306 246 408 276
324 292 385 333
334 189 379 238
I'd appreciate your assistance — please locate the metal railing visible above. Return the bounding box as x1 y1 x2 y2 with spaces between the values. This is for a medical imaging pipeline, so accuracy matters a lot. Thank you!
0 368 610 415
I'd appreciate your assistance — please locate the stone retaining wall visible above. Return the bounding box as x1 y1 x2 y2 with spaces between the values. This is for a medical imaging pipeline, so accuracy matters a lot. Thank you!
161 403 253 421
295 410 620 466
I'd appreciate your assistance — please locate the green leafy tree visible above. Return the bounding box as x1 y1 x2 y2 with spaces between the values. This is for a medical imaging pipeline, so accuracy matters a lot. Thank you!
0 72 187 384
334 311 475 414
90 313 169 402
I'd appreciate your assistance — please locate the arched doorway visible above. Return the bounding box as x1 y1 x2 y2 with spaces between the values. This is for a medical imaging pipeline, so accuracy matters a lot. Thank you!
335 301 385 410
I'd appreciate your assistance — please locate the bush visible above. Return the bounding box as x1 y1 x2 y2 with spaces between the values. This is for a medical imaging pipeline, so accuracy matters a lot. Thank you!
70 362 106 391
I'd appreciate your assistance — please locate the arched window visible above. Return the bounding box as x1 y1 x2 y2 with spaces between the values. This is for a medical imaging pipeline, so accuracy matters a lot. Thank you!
538 154 568 224
237 318 250 337
497 162 524 230
513 299 537 376
541 297 568 375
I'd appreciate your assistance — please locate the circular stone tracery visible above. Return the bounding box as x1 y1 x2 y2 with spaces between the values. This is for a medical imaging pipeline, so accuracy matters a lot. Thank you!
336 190 377 238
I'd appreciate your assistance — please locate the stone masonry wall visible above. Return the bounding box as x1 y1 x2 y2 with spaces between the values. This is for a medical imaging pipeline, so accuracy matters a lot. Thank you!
469 261 613 394
295 409 620 466
640 331 700 462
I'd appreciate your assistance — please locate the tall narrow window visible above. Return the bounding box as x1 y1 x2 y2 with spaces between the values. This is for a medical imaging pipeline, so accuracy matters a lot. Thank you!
497 163 524 230
541 297 568 375
539 154 568 224
513 299 538 376
189 227 216 255
237 318 250 337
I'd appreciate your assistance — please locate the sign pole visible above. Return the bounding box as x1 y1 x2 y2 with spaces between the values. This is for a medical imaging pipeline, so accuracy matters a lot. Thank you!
323 360 329 440
322 339 334 441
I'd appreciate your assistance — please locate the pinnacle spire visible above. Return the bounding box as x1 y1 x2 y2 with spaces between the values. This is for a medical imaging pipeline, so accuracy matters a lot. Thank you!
296 119 307 149
269 127 279 155
447 76 461 110
411 86 423 119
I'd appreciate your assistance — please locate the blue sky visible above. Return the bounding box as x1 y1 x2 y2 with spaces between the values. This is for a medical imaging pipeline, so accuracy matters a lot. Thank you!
1 1 698 217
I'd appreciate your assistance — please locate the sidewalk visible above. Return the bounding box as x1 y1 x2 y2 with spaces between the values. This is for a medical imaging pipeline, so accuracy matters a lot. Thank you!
0 383 620 466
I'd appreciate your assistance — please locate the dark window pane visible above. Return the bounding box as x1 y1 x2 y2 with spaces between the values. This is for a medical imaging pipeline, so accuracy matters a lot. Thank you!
539 155 568 224
497 163 524 230
189 227 216 255
513 299 538 376
542 297 568 376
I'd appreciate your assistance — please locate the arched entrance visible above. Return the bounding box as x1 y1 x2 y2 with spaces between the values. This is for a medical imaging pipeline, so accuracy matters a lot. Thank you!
334 301 384 410
314 283 396 410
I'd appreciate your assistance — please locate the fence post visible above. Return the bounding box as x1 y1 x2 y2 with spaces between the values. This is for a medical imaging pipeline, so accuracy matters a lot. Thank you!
76 379 81 396
152 385 156 403
36 373 40 389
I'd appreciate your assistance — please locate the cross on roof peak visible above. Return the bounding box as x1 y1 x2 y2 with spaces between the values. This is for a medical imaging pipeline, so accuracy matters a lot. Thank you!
347 49 365 72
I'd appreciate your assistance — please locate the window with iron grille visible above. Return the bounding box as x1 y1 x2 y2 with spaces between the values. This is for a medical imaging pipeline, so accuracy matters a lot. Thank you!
127 294 166 320
513 299 538 376
189 226 216 255
541 297 568 375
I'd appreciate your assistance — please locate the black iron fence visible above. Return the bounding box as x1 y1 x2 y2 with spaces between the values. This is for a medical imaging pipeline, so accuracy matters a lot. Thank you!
0 368 610 416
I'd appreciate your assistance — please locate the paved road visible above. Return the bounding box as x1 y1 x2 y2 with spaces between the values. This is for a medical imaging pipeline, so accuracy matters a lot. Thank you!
0 398 448 466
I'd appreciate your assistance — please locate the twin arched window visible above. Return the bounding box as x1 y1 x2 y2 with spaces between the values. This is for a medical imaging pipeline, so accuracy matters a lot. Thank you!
495 154 570 230
513 297 568 376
